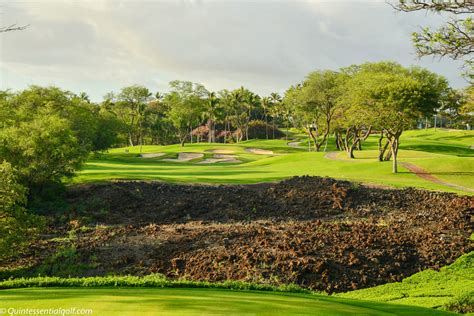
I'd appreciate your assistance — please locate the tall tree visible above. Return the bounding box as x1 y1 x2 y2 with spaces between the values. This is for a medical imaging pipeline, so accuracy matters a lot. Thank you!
165 81 207 146
289 71 342 152
204 91 220 143
105 85 152 147
261 97 272 139
269 92 282 139
345 62 449 172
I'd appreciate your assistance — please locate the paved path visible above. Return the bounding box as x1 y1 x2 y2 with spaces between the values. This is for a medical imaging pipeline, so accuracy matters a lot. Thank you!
287 141 305 149
324 151 356 162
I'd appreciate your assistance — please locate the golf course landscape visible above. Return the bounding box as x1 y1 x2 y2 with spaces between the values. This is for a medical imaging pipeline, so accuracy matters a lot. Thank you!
2 0 474 314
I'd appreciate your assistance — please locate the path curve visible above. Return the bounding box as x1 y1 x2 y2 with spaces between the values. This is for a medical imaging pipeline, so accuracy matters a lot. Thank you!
287 141 305 149
324 151 356 162
400 162 474 193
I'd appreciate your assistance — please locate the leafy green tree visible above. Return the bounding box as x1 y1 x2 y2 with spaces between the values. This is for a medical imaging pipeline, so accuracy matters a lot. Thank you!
0 114 87 187
0 161 43 259
143 96 177 145
344 62 449 172
165 81 207 146
286 71 342 151
459 85 474 127
105 85 152 147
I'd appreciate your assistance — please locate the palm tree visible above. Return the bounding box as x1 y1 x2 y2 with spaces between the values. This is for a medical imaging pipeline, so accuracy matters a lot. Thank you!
204 91 219 143
269 92 282 139
243 91 260 141
230 89 245 142
261 97 271 139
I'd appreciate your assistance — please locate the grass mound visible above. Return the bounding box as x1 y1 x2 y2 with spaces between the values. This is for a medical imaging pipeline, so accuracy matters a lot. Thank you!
337 251 474 313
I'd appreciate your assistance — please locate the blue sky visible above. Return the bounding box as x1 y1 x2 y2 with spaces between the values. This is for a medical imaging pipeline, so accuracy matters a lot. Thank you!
1 0 468 101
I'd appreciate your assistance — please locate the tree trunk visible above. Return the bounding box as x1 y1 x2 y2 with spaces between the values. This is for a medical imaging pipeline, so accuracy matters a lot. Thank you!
224 119 227 144
378 132 390 162
390 139 398 173
272 118 275 139
128 132 134 147
265 111 268 140
349 143 356 158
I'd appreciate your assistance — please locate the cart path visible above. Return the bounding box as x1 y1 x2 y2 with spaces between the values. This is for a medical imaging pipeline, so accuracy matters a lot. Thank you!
400 162 474 193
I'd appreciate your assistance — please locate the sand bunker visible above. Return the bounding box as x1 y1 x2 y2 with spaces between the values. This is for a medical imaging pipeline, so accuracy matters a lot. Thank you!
197 157 241 164
140 153 165 158
245 148 275 155
162 153 204 162
206 149 235 154
214 154 238 159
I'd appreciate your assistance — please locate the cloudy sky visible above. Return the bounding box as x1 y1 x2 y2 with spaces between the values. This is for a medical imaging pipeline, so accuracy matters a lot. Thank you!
0 0 467 101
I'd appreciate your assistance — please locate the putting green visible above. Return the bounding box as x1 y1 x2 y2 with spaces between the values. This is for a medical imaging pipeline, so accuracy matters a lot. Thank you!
0 288 453 315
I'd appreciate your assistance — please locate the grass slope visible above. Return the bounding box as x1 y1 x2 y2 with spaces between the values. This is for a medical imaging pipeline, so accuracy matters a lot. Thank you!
0 287 454 315
72 129 474 194
337 251 474 313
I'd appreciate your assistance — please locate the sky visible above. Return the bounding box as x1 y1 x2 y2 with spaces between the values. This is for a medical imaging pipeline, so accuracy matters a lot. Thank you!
0 0 468 101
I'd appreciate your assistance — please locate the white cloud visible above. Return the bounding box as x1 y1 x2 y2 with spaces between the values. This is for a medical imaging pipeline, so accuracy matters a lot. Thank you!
0 0 467 101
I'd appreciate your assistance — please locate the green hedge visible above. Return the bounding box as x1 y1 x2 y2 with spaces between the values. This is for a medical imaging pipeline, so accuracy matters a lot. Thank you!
0 274 321 295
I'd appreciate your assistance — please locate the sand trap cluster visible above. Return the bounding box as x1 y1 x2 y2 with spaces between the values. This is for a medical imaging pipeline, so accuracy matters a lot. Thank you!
245 148 275 155
162 153 204 162
140 153 166 158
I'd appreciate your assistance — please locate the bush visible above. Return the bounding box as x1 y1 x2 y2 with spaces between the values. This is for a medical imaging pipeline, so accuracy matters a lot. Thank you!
247 120 285 139
443 292 474 314
0 274 322 295
0 162 43 259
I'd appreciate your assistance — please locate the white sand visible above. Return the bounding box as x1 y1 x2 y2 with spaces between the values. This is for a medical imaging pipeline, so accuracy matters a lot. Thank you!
206 149 235 154
214 154 238 159
140 153 166 158
162 152 204 162
244 148 274 155
197 157 241 164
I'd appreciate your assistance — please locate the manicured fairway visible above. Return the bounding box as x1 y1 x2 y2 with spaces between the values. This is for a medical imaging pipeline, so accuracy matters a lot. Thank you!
0 288 454 315
73 130 474 194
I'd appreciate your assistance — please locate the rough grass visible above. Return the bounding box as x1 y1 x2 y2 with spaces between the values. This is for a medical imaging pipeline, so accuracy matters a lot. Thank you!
337 251 474 313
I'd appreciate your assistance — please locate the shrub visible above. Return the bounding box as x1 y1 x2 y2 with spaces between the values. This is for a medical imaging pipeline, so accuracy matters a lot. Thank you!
0 162 43 259
443 292 474 314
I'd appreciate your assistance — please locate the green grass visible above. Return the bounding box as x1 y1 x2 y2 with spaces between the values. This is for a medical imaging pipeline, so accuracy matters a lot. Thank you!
0 287 454 315
337 251 474 313
72 129 474 194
